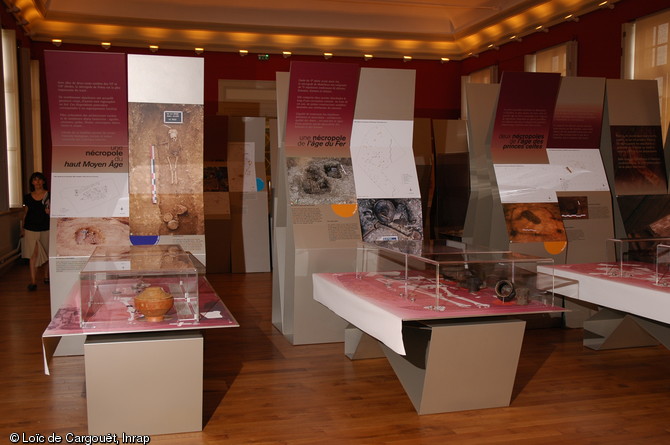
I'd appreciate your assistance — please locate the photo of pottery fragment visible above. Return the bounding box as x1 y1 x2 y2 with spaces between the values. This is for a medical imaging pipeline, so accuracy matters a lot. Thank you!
128 102 204 235
287 156 356 205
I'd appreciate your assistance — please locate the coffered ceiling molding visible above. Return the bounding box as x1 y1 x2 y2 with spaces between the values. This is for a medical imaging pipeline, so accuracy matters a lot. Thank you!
6 0 618 60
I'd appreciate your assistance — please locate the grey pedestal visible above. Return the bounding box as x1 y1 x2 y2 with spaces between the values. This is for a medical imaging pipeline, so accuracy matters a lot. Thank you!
344 324 385 360
582 308 670 350
382 318 526 414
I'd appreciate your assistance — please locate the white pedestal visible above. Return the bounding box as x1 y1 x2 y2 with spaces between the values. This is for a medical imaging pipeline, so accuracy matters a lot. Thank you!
85 331 203 435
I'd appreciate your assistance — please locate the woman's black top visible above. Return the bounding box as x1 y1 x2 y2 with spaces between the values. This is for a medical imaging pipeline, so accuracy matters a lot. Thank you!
23 192 50 232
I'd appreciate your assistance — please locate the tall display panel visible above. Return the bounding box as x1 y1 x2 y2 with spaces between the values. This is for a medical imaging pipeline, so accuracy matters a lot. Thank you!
227 117 271 273
464 73 613 265
462 83 505 249
549 76 612 264
490 72 567 260
272 72 293 337
414 118 434 236
352 68 422 243
45 51 130 354
273 62 420 344
431 119 469 240
127 55 206 264
602 79 670 241
44 53 206 354
203 115 232 273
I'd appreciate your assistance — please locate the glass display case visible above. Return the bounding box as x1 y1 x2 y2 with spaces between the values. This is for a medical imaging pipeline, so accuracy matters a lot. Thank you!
355 240 555 311
607 237 670 279
79 244 201 327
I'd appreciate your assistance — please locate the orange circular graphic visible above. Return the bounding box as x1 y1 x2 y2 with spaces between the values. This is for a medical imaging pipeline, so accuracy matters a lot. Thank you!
544 241 567 255
331 204 358 218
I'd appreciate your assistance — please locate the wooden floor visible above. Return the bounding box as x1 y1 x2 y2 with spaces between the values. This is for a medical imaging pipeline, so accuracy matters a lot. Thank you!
2 260 670 444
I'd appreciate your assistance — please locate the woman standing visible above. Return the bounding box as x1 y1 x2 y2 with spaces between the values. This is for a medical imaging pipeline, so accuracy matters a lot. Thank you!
22 172 50 291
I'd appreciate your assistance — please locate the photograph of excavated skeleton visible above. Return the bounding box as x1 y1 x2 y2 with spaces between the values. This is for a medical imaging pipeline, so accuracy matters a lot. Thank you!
128 102 204 235
358 198 423 242
287 156 357 206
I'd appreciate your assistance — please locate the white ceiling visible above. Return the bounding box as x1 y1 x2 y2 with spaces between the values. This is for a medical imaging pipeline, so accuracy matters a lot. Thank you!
8 0 614 59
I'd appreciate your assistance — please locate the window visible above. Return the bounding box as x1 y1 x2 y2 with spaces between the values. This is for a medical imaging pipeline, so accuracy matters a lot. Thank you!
31 60 42 175
461 65 498 119
525 41 577 77
624 8 670 143
2 29 21 209
466 66 498 84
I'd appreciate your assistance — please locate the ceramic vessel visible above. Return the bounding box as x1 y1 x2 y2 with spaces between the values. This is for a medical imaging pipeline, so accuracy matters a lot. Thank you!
134 286 174 322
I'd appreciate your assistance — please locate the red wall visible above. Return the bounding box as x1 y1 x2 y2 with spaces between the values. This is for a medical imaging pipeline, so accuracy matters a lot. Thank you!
21 0 670 176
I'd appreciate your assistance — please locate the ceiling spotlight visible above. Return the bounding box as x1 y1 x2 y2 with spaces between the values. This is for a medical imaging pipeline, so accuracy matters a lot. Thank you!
598 1 614 9
440 57 450 63
509 35 523 42
467 52 479 58
195 47 204 55
101 42 111 50
488 44 500 50
149 45 159 52
282 51 292 58
565 14 579 22
323 52 333 60
364 54 373 61
535 25 548 33
239 49 248 57
403 56 412 62
51 39 62 47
